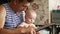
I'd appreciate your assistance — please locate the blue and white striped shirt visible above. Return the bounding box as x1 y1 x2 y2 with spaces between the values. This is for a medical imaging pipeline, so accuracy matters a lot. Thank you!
3 3 25 29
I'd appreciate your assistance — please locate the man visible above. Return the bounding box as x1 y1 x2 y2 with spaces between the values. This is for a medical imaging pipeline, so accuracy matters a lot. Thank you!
0 0 34 29
0 0 40 34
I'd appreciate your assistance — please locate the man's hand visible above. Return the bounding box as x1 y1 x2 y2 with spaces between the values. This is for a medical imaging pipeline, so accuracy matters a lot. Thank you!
0 28 2 31
36 31 40 34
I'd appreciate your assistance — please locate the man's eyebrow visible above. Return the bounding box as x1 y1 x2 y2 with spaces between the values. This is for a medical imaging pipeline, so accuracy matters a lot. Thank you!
18 0 34 3
18 0 24 2
27 0 34 2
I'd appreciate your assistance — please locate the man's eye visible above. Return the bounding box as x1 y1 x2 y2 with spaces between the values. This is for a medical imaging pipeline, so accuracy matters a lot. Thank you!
19 0 24 2
27 0 34 2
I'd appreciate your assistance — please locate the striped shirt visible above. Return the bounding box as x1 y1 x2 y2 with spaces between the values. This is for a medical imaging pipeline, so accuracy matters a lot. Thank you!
3 3 25 29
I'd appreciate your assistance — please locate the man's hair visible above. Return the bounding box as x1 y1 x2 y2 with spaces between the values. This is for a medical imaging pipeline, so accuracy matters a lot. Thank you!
27 0 34 2
0 0 11 5
19 0 34 3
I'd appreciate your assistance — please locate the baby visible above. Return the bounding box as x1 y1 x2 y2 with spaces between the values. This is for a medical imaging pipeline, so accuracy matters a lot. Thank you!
19 9 37 34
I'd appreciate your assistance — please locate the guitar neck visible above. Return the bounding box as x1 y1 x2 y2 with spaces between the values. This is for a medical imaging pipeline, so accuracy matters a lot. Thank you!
36 24 53 32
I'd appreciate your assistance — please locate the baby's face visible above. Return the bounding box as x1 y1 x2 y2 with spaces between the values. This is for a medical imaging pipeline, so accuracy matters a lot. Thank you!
25 15 36 24
25 9 36 24
26 18 35 24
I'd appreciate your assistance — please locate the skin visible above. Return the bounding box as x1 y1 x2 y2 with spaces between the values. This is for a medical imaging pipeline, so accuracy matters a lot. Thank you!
0 0 32 28
0 0 40 34
0 5 6 29
25 9 36 24
25 9 40 34
18 9 37 34
18 9 36 27
8 0 31 13
25 9 37 34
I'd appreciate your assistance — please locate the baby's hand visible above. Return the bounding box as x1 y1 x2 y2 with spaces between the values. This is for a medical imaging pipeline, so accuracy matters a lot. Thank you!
17 25 28 29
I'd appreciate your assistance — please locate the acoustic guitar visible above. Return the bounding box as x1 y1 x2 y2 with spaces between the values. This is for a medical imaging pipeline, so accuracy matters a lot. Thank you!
36 23 55 32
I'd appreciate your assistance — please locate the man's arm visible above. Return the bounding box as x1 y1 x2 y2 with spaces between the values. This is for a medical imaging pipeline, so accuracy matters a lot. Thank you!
0 5 6 29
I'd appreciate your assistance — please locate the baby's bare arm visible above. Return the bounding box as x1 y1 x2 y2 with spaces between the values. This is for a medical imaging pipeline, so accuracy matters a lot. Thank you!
17 22 27 28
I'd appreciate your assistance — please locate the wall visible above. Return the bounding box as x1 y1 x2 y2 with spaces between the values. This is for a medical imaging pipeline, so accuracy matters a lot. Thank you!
30 0 49 25
49 0 60 11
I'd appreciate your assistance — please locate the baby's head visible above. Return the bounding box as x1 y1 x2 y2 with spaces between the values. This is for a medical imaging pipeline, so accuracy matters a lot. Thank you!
25 9 36 24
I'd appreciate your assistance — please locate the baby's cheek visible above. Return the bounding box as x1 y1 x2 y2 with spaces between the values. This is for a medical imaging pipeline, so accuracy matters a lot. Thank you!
31 20 35 23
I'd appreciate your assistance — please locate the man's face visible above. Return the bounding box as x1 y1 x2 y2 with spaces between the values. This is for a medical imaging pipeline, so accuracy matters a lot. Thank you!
14 0 33 11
